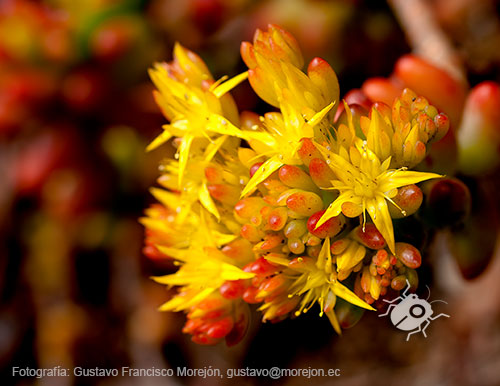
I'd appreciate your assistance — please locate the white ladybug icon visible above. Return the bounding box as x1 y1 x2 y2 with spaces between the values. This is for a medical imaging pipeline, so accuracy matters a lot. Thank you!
379 280 450 341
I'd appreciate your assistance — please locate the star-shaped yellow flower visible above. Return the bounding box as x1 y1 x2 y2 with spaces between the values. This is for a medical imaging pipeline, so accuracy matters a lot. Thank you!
265 238 374 334
148 51 248 187
315 140 441 253
152 210 253 312
239 96 334 197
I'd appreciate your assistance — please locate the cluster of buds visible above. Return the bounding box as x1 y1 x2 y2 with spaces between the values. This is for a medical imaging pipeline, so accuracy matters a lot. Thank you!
182 293 250 346
355 239 421 305
142 24 496 345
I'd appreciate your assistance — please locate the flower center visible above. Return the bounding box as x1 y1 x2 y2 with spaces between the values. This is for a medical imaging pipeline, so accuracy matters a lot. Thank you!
353 171 378 198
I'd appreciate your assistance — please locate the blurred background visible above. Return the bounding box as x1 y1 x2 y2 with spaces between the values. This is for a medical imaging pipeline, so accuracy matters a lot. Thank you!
1 0 499 385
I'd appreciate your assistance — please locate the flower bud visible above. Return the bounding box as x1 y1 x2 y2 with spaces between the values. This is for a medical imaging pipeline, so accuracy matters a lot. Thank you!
390 275 407 291
279 165 318 191
395 242 422 269
241 24 304 107
308 158 336 189
394 54 466 127
388 184 423 219
307 210 345 238
220 280 247 299
307 57 339 109
286 191 323 217
208 184 240 205
297 138 323 166
235 197 267 219
352 223 386 249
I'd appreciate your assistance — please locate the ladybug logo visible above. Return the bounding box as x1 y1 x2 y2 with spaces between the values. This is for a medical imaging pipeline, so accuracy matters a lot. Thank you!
379 280 450 341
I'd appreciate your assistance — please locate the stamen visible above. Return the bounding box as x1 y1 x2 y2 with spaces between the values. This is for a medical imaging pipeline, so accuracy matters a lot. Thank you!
385 194 407 216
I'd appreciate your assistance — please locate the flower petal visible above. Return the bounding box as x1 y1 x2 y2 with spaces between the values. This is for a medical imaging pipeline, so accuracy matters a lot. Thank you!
220 263 255 280
316 237 332 272
146 127 173 152
240 155 283 197
264 254 291 266
331 281 375 311
325 309 342 334
378 170 442 192
336 241 366 272
316 192 360 228
177 134 194 187
307 101 336 127
204 135 228 161
206 114 247 139
211 71 249 98
159 287 215 312
199 181 220 220
366 196 395 253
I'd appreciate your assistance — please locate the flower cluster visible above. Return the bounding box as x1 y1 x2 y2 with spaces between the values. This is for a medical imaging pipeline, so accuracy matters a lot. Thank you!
141 25 451 345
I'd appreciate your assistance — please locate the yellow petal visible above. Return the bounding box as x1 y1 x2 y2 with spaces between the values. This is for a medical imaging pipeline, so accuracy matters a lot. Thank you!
316 144 360 180
198 182 220 220
139 217 172 234
149 187 181 209
316 237 332 272
212 231 238 247
336 242 366 272
204 135 227 161
159 287 215 312
331 281 375 311
220 263 255 280
378 170 442 192
212 71 249 98
155 246 188 261
240 155 283 197
343 100 355 135
264 254 291 266
177 134 194 188
380 156 392 172
173 43 212 83
325 309 342 335
366 196 395 253
316 192 360 228
245 131 277 147
146 127 173 152
307 101 336 127
206 114 247 139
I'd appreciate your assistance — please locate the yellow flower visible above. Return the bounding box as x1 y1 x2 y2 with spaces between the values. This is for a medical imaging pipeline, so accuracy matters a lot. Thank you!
152 210 253 312
153 245 254 312
239 98 334 197
237 24 342 198
148 43 248 186
140 200 198 252
153 135 233 220
140 196 237 249
266 238 375 333
315 140 441 253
